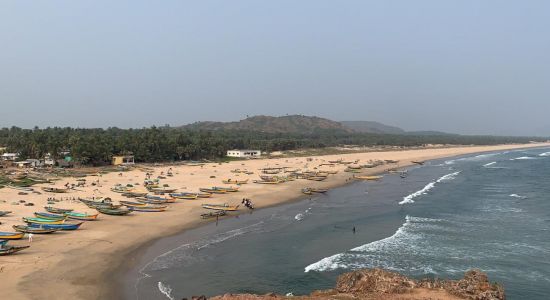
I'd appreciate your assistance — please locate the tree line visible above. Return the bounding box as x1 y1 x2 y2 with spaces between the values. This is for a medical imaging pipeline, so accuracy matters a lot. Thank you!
0 126 545 166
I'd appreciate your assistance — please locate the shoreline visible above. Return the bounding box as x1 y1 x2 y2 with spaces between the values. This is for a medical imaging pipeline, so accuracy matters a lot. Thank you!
1 143 549 300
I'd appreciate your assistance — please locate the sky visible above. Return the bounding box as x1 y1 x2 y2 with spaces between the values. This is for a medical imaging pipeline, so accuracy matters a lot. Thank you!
1 1 549 136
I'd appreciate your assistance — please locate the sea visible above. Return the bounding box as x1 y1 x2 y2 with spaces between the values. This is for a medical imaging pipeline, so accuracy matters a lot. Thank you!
121 147 550 300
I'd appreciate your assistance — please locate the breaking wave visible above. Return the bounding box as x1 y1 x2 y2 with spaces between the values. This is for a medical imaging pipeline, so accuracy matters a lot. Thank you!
158 281 175 300
539 151 550 157
399 172 460 205
510 194 527 199
483 162 497 167
510 156 537 161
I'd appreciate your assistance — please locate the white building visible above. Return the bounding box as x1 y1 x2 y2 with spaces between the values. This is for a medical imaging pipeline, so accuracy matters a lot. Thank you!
1 153 19 161
226 149 261 158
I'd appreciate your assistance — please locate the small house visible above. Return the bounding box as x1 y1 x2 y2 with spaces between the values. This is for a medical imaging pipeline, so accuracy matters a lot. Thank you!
112 155 135 166
226 149 262 158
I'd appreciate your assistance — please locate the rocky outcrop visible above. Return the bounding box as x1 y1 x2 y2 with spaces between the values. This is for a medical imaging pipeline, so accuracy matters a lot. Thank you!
205 268 504 300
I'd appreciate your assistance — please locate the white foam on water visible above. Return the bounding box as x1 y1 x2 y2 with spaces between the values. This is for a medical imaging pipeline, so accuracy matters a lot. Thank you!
445 152 504 165
539 151 550 157
510 194 527 199
305 216 443 273
158 281 175 300
510 156 537 161
399 172 460 205
294 213 304 221
483 162 497 167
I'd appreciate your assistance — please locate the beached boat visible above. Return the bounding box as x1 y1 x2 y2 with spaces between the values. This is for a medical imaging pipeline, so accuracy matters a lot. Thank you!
354 175 383 181
0 245 30 256
6 185 34 192
202 204 239 211
23 217 65 225
64 212 99 221
28 222 83 230
44 206 73 214
213 186 239 192
169 192 198 200
148 187 177 193
197 192 212 198
145 195 176 202
412 161 425 165
136 198 173 204
0 211 12 217
199 188 226 194
120 200 147 207
201 210 226 219
42 187 70 193
130 205 167 212
310 188 328 193
96 207 133 216
34 212 67 221
306 176 327 181
302 188 313 195
0 232 24 240
13 225 60 234
221 179 249 184
252 180 281 184
0 240 8 247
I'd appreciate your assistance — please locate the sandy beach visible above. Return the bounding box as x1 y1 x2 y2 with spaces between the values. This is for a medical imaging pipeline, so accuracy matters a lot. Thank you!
0 143 548 300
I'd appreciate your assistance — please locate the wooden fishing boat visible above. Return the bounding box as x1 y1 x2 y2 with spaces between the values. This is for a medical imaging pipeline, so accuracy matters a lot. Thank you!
302 188 313 195
199 188 226 194
42 187 69 193
136 198 172 205
96 207 133 216
120 200 147 207
221 179 249 184
197 192 212 198
344 168 362 173
201 204 239 211
23 217 65 225
6 185 34 192
412 161 425 165
310 188 328 193
169 193 198 200
123 191 148 197
213 186 239 192
354 175 383 181
145 195 176 202
0 211 12 217
252 180 281 184
0 232 24 240
64 212 99 221
28 222 83 230
306 176 327 181
45 206 73 214
34 212 67 221
201 210 226 219
13 225 60 234
131 205 167 212
0 245 30 256
148 187 177 193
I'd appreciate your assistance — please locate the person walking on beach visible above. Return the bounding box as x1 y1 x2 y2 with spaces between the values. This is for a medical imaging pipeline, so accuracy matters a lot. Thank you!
28 233 33 243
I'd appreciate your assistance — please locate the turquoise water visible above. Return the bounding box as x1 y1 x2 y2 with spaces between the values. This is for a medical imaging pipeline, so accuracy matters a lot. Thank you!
125 148 550 300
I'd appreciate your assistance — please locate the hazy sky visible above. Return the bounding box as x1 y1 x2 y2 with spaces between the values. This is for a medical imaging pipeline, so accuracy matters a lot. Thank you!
1 1 549 136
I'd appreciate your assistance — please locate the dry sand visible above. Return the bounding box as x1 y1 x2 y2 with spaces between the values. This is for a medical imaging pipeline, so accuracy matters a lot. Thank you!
0 143 547 299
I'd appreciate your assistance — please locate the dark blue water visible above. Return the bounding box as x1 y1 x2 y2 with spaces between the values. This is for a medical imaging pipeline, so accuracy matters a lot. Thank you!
125 148 550 300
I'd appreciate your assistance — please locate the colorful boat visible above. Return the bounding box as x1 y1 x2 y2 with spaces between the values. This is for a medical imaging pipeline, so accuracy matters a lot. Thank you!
213 186 240 192
28 222 83 230
23 217 65 225
34 212 67 221
0 232 25 240
197 192 212 198
44 206 73 214
201 204 239 211
145 195 176 202
65 212 99 221
120 200 147 207
0 245 30 256
96 207 133 216
169 193 199 200
13 225 60 234
252 180 281 184
201 210 226 219
199 188 226 194
136 198 173 205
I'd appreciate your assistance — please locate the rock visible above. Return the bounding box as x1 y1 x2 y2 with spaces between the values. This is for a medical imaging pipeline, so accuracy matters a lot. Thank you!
208 268 505 300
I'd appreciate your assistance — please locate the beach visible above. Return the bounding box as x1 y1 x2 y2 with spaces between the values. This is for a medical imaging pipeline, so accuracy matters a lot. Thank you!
0 143 548 300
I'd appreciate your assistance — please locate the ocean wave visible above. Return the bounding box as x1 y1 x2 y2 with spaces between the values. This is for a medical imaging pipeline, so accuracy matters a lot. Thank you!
510 156 537 161
295 207 312 221
158 281 175 300
445 152 504 165
305 216 442 273
399 172 460 205
483 162 497 167
539 151 550 157
510 194 527 199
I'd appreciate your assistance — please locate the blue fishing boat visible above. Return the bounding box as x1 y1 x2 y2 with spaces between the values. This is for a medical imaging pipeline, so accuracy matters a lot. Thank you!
28 222 83 231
